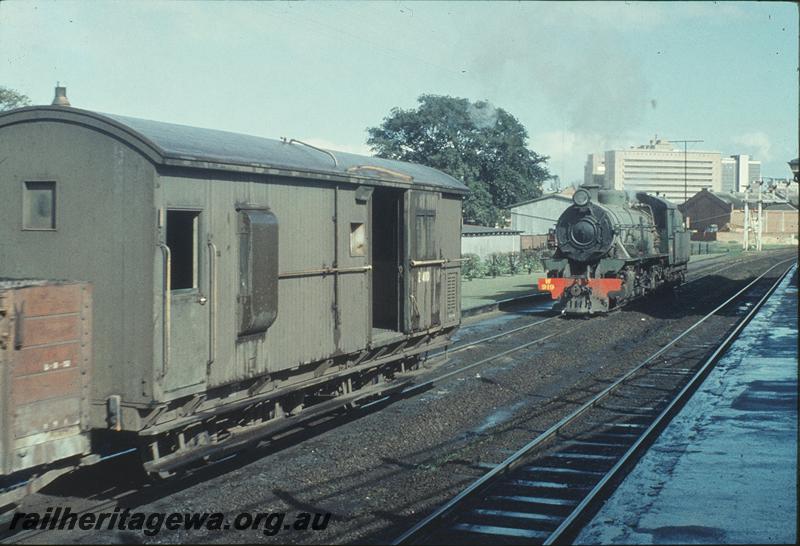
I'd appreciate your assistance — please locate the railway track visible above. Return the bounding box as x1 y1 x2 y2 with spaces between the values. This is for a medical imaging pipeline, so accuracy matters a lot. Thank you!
0 251 784 544
393 258 796 545
446 250 767 360
390 250 775 399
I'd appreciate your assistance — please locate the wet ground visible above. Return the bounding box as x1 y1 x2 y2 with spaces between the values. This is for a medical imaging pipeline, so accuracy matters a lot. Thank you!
576 265 797 545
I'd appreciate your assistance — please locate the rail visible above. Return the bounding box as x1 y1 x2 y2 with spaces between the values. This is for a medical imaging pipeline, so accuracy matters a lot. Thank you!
393 257 796 545
544 260 796 544
2 252 789 545
371 251 768 410
1 252 783 544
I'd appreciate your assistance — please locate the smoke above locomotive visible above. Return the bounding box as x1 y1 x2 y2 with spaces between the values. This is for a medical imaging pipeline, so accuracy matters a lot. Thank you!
538 183 690 315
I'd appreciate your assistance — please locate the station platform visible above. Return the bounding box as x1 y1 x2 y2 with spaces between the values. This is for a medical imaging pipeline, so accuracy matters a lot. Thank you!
576 264 798 545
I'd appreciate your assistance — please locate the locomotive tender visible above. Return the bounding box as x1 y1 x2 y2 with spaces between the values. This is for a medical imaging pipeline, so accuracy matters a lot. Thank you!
0 91 467 507
538 183 690 314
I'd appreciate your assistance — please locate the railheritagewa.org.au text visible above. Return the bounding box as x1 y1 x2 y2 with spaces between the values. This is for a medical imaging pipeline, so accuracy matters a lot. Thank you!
10 507 331 536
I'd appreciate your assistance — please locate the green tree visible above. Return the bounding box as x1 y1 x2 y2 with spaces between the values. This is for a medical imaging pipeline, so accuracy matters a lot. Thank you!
0 86 31 111
367 94 550 225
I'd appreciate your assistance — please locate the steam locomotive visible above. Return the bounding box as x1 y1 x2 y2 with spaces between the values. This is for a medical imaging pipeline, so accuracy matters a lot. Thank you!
538 184 690 315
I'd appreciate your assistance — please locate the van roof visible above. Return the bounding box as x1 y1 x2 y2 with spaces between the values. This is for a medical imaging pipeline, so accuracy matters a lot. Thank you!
1 106 469 194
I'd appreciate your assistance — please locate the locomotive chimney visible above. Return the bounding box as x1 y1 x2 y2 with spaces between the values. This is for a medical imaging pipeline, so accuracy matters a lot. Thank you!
51 85 71 106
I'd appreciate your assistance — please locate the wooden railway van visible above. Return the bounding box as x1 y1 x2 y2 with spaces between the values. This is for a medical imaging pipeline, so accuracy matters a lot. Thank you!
0 280 93 507
0 102 467 473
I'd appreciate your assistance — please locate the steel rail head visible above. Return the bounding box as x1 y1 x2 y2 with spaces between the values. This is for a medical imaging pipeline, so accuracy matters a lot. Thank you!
400 329 566 399
407 252 757 400
393 257 796 545
542 260 797 545
442 251 764 374
448 316 557 356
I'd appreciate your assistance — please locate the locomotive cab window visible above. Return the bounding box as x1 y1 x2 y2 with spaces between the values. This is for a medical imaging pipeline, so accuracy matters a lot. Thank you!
166 210 200 291
237 207 279 336
23 181 56 230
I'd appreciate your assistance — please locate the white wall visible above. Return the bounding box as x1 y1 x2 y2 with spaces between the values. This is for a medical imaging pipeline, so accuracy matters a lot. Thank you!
510 197 571 234
461 234 521 259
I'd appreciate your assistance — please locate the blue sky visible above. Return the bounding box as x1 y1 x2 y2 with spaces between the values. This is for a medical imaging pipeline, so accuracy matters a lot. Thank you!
1 1 797 184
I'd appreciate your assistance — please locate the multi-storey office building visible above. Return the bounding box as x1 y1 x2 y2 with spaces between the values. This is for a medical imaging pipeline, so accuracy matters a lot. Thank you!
721 155 762 192
602 139 722 203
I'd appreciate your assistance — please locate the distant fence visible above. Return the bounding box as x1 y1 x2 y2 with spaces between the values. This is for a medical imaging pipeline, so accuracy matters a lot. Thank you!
690 242 715 255
690 231 717 241
461 233 521 260
716 231 799 246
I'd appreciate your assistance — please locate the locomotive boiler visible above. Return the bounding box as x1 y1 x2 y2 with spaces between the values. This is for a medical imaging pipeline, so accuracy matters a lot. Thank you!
538 183 690 314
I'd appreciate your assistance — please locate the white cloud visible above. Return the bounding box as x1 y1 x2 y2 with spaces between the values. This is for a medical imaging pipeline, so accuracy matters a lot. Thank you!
532 130 633 185
732 132 772 161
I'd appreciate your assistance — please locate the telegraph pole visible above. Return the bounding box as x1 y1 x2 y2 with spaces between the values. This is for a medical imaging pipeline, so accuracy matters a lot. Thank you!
672 139 704 205
743 190 749 250
756 179 763 252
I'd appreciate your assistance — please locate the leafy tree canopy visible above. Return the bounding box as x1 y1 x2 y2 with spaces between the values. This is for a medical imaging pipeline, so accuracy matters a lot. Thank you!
367 94 551 226
0 86 31 112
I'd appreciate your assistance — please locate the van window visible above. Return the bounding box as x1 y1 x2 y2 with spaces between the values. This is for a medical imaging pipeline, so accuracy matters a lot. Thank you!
350 222 366 256
166 210 200 290
23 181 56 230
414 209 436 260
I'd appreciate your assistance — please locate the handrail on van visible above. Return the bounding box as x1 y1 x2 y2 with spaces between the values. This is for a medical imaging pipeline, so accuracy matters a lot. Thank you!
410 259 447 267
158 243 171 378
207 240 217 368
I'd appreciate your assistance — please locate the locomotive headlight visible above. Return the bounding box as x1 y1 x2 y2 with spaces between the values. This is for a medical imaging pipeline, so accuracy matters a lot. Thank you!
573 188 590 206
